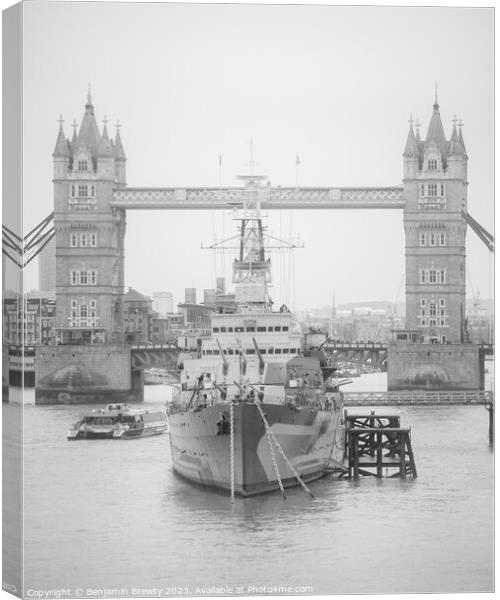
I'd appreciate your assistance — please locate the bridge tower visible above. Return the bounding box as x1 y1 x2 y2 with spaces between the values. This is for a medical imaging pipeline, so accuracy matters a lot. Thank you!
403 93 468 343
52 92 127 344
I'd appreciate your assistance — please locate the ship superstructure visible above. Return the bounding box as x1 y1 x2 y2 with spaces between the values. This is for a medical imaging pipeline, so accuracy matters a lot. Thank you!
180 173 302 388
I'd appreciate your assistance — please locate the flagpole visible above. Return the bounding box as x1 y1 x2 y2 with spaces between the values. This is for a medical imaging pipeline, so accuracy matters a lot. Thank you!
218 153 225 274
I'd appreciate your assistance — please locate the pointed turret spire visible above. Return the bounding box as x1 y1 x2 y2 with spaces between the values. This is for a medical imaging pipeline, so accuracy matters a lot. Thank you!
98 115 114 158
53 115 70 157
85 83 94 115
101 115 109 140
425 95 446 147
403 115 419 157
76 89 101 157
457 119 467 156
414 118 421 142
113 120 126 161
448 115 462 156
424 87 448 167
71 119 78 143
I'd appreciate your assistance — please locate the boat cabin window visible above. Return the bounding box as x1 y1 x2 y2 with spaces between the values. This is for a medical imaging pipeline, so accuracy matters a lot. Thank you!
235 326 244 332
268 348 274 354
227 327 234 332
220 327 227 332
86 416 117 425
275 348 282 354
260 349 267 354
121 415 137 424
246 327 255 332
206 350 213 355
274 326 282 332
228 349 234 355
282 326 289 332
213 327 220 333
257 326 266 332
267 326 274 332
282 348 289 353
246 348 255 355
213 350 220 355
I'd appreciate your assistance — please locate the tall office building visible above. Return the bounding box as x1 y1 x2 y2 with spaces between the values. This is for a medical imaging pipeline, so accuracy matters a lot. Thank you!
184 288 197 304
216 277 225 295
152 291 174 316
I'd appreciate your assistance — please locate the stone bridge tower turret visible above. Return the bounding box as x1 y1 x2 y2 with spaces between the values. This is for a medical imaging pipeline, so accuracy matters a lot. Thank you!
53 92 127 344
403 93 468 343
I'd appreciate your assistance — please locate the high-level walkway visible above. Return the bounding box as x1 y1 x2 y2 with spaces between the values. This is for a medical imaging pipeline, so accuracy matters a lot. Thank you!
110 186 405 210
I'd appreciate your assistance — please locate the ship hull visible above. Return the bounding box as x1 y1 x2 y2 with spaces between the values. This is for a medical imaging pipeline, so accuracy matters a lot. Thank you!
168 402 345 497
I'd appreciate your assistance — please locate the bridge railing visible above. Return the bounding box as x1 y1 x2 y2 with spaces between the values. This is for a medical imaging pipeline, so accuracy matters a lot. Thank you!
343 390 493 406
325 341 387 350
131 343 179 351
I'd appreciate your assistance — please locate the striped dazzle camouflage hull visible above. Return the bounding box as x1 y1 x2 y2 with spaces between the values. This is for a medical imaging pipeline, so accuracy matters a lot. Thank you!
168 402 345 497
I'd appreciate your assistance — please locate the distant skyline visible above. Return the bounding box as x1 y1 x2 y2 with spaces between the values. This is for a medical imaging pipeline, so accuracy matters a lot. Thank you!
13 3 493 310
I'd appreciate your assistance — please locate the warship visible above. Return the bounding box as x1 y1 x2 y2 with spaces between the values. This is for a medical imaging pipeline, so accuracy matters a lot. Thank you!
167 172 346 497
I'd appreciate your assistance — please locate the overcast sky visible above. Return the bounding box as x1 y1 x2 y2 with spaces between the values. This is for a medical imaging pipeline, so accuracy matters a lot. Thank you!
18 2 494 310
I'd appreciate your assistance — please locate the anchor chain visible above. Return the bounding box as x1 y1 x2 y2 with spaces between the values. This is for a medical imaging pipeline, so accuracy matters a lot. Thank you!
260 408 286 500
230 401 235 501
254 401 314 499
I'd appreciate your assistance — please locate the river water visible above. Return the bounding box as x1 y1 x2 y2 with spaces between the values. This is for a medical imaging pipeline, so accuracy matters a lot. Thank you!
7 370 495 595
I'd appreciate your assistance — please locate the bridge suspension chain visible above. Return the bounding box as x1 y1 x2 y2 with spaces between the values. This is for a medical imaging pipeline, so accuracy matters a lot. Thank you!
462 210 494 253
2 211 55 268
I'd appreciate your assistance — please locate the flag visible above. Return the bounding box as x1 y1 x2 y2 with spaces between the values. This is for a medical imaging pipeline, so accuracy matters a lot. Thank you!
296 154 300 166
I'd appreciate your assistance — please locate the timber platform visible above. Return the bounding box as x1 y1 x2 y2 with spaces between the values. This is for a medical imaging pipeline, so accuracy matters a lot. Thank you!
343 390 493 406
341 412 417 479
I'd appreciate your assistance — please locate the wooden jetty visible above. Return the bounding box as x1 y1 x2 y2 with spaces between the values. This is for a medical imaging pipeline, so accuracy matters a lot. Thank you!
342 390 494 446
343 390 493 406
343 412 417 479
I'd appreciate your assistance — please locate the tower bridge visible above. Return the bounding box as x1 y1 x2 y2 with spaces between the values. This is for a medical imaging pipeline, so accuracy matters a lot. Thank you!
48 90 478 349
3 90 493 403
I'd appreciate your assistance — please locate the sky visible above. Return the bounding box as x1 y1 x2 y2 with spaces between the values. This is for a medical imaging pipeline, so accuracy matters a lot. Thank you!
15 2 494 310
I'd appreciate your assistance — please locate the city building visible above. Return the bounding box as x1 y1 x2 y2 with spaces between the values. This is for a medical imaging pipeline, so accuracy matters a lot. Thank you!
301 303 406 343
203 289 216 305
3 291 57 346
151 291 174 317
466 298 494 343
38 237 56 292
216 277 225 295
123 287 154 344
150 312 184 343
184 288 197 304
177 302 215 330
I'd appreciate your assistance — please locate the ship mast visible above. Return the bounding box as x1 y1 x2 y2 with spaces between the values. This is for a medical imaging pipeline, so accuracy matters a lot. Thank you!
232 171 273 308
203 141 301 312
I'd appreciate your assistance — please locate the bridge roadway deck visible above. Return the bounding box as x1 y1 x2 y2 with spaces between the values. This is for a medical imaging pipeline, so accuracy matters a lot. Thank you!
343 390 493 406
111 186 405 210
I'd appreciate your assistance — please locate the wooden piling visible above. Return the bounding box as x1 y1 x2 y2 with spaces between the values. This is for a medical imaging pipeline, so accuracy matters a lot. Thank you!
345 420 417 480
376 431 383 478
399 434 406 479
488 402 494 446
